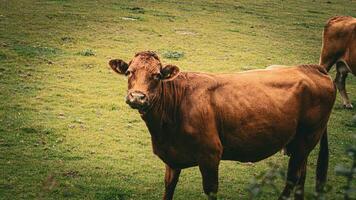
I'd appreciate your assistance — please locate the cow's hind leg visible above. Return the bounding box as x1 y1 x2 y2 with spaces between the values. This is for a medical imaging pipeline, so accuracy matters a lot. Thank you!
294 158 308 200
316 129 329 194
279 149 309 200
284 140 309 199
335 61 353 109
280 124 329 200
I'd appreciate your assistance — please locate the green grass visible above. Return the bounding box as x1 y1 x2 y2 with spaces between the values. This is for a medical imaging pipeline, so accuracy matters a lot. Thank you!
0 0 355 199
77 49 96 56
162 50 184 60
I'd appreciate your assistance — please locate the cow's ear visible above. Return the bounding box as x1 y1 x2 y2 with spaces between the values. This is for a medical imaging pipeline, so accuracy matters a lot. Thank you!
109 59 129 75
161 64 180 81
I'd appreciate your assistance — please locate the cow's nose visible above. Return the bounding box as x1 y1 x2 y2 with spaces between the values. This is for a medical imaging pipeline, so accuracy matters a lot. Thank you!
130 91 146 100
126 91 148 108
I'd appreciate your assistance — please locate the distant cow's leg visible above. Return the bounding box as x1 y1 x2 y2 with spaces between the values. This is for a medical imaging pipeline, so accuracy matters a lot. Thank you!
163 165 181 200
279 142 309 200
199 155 220 200
335 61 353 109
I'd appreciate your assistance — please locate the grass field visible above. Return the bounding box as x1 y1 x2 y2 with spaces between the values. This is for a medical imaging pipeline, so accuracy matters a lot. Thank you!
0 0 355 199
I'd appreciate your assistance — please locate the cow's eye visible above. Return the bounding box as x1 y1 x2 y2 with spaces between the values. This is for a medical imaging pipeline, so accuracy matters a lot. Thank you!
152 73 161 80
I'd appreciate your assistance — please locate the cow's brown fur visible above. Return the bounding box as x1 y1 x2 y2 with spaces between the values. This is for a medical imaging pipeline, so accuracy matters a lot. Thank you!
319 16 356 109
109 52 336 200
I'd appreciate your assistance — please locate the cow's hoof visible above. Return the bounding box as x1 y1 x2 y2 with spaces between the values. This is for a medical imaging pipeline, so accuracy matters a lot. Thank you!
207 192 217 200
343 104 353 109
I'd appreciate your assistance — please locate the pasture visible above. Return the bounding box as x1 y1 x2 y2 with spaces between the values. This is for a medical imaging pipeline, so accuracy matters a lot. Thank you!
0 0 355 199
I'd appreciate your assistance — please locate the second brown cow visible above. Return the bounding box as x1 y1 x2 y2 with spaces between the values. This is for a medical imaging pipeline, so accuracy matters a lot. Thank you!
320 16 356 109
109 51 336 200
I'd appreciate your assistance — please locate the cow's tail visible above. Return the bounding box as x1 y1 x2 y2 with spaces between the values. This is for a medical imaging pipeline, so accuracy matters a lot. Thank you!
315 128 329 193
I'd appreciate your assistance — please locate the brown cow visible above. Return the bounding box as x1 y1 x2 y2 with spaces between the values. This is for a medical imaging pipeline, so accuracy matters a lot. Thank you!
319 16 356 109
109 51 336 200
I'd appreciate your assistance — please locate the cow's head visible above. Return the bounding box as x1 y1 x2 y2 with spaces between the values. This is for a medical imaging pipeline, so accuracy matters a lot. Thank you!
109 51 180 111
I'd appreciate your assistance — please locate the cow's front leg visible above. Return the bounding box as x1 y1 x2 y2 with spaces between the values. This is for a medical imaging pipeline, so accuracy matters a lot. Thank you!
199 154 221 200
163 165 181 200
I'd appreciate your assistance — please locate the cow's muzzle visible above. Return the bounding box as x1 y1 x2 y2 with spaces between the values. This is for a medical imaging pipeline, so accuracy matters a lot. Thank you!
126 91 149 110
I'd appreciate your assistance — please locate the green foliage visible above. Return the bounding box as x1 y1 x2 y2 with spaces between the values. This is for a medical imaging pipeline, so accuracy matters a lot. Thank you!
248 140 356 200
335 143 356 200
247 162 286 199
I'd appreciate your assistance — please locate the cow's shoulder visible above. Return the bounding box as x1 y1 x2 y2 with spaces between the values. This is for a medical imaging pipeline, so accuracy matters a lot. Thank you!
177 75 218 130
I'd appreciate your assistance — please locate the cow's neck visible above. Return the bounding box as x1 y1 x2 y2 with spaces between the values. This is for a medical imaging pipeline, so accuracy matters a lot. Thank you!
141 76 186 140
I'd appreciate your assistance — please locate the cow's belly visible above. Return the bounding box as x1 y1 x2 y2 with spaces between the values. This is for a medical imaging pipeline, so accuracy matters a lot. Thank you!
152 141 198 169
219 112 298 162
221 128 295 162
